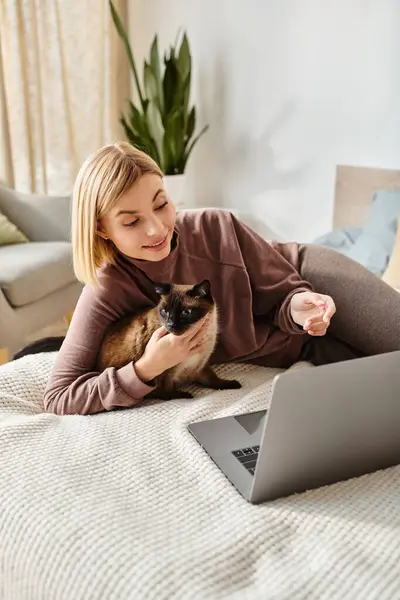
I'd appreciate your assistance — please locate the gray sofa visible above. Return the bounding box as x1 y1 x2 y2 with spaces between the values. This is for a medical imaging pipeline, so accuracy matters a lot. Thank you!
0 186 82 355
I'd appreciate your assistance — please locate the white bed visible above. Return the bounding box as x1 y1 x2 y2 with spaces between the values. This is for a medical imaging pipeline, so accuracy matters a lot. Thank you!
1 353 400 600
1 165 400 599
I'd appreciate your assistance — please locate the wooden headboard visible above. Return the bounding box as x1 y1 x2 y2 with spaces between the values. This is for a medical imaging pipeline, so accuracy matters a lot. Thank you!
333 165 400 229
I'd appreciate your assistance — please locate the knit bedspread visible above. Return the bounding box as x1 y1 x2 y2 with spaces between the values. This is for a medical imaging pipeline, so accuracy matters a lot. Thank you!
1 354 399 600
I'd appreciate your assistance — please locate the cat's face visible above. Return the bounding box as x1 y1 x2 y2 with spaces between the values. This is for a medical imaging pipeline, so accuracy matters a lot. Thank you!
154 280 214 335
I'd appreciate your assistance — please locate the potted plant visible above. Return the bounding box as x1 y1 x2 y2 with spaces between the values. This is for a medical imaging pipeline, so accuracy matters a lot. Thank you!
109 1 209 208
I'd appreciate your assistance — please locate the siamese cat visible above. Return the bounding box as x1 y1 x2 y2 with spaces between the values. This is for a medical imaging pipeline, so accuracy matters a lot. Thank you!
97 279 241 400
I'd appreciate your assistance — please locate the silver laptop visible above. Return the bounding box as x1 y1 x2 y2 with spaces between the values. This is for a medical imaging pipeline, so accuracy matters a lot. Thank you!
188 351 400 504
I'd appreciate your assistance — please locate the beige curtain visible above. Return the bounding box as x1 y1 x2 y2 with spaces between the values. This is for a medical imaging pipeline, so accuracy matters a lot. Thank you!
0 0 129 194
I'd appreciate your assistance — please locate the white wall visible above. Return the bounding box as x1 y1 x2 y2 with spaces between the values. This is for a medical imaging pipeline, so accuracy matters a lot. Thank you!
128 0 400 242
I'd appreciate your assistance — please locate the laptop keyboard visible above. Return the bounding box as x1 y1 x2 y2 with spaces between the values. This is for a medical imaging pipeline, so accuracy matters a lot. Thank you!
232 446 260 475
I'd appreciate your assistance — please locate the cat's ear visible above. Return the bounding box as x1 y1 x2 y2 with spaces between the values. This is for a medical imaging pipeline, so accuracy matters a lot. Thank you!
154 282 171 296
189 279 212 299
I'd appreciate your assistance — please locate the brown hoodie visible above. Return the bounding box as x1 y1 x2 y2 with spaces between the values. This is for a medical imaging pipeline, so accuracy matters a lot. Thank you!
44 209 312 415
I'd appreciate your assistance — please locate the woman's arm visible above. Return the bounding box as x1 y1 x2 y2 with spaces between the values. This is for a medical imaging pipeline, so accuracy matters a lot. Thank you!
229 214 313 333
43 280 156 416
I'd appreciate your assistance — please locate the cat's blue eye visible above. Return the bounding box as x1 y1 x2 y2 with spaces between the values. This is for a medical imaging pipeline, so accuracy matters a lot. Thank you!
182 308 192 317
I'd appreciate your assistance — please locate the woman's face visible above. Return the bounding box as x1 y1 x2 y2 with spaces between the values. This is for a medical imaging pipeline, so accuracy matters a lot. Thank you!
98 173 176 261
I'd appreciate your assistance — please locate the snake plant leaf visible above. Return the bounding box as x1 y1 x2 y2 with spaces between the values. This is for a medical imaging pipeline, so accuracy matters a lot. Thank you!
168 45 176 62
128 102 160 164
119 115 134 141
146 100 164 169
163 56 179 116
120 116 148 153
162 134 174 175
186 106 196 142
144 62 158 101
108 0 145 110
177 33 191 82
149 35 163 111
164 111 178 163
174 112 186 168
181 72 191 121
128 102 148 139
181 124 209 171
163 109 184 174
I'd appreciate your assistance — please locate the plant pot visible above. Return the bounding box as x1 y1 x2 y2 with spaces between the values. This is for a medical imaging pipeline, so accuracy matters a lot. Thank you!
163 174 187 210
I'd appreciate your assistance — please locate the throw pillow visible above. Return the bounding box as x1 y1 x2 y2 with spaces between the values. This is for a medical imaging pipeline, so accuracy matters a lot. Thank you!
345 189 400 276
0 211 29 245
381 215 400 289
313 226 362 252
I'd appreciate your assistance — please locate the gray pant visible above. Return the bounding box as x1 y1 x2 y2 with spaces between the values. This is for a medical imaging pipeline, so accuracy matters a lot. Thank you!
298 244 400 366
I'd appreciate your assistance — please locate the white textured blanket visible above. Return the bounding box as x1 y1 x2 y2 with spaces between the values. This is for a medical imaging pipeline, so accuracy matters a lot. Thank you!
1 354 400 600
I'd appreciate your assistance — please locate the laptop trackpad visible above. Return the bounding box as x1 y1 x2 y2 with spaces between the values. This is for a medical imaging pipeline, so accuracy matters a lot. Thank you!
234 410 266 435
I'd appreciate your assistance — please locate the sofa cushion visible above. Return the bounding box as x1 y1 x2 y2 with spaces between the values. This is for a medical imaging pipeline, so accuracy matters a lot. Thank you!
0 186 71 242
313 226 362 252
345 189 400 276
0 242 76 307
314 190 400 276
0 211 29 245
382 215 400 289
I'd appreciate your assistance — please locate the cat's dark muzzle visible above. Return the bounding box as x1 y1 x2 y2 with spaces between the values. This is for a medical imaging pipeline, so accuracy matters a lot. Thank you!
163 323 187 336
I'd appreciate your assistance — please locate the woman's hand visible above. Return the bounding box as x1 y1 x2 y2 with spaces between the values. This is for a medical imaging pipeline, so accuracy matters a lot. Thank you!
290 291 336 336
134 315 211 383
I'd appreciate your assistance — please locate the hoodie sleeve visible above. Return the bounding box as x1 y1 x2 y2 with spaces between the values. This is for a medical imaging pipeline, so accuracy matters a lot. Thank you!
44 278 156 416
229 214 313 334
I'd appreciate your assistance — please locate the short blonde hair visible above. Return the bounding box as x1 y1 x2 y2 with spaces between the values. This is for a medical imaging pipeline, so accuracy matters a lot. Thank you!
72 141 163 286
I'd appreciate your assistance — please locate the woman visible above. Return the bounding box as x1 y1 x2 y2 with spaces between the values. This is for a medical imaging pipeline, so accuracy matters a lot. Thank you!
43 142 400 415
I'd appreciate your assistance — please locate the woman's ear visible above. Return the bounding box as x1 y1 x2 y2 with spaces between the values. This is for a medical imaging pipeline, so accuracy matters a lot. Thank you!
96 223 109 240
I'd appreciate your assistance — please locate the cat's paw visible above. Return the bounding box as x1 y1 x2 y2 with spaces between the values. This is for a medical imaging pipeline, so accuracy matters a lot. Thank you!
166 390 193 400
218 379 242 390
146 389 193 401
